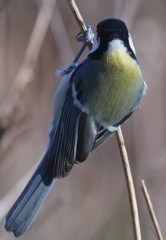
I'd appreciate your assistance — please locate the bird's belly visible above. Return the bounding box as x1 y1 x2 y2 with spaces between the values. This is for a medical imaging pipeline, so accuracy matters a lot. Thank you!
82 51 144 126
84 69 143 125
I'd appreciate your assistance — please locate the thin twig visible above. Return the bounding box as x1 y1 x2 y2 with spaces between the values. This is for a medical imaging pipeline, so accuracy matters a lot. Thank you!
141 180 163 240
67 1 142 240
116 129 142 240
66 0 93 50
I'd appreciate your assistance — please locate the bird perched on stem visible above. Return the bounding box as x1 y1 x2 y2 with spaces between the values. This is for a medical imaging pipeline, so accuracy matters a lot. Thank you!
4 18 146 237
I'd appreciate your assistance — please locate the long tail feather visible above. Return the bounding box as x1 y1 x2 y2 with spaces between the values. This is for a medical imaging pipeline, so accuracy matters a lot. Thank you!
4 153 56 237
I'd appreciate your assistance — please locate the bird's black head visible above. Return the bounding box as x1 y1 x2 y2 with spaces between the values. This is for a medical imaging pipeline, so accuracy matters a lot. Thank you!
88 18 137 61
96 18 128 43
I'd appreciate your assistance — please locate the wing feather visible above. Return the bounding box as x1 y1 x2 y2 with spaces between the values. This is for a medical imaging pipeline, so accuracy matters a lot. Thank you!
93 110 135 150
47 93 97 178
93 127 114 150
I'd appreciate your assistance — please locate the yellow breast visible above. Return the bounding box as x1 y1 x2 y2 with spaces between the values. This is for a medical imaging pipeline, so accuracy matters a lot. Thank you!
105 50 142 83
84 50 144 125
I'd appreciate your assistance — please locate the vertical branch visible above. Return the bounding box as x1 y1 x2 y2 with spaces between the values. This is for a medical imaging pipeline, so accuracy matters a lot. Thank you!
67 1 142 240
66 0 93 50
141 180 163 240
116 129 142 240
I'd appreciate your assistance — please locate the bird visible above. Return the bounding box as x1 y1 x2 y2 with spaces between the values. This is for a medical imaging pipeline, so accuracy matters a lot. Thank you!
4 18 146 237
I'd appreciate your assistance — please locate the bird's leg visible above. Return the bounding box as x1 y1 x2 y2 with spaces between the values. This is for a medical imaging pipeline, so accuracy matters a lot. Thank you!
56 26 94 76
73 25 94 64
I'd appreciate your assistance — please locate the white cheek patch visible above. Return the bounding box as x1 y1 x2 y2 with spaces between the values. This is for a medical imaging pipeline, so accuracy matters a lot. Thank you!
89 34 100 53
128 33 136 55
108 39 127 52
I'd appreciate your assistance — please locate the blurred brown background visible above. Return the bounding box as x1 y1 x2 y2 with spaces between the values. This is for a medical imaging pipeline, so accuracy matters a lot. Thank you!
0 0 166 239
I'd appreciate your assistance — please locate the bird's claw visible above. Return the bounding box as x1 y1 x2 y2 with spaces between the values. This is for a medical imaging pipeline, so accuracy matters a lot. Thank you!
76 25 94 43
56 26 94 77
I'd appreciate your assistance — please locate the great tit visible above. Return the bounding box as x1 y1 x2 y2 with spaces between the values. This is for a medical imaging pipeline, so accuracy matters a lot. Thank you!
4 18 146 237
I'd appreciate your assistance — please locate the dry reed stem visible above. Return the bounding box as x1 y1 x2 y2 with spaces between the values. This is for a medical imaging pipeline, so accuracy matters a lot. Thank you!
67 1 142 240
116 129 142 240
66 0 93 50
141 180 163 240
0 0 56 130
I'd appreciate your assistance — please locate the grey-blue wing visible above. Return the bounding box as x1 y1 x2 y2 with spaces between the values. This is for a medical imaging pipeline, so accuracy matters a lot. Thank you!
47 95 97 178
